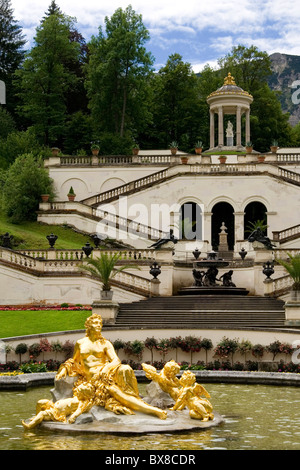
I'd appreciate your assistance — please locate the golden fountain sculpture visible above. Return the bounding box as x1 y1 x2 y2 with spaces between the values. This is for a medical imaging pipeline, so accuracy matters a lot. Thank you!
22 314 213 429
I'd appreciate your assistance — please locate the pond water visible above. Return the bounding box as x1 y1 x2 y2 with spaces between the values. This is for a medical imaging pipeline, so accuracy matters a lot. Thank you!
0 383 300 451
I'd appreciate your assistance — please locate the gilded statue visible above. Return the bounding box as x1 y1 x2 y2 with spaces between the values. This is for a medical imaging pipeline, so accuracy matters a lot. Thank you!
22 314 214 429
142 361 214 421
22 382 95 429
22 314 167 429
170 371 214 421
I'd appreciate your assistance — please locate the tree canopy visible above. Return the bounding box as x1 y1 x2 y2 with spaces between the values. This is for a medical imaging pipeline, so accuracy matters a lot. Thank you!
0 4 295 162
85 5 154 141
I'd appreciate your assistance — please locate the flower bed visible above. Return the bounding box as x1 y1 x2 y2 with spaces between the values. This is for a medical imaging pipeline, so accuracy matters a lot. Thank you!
0 304 92 311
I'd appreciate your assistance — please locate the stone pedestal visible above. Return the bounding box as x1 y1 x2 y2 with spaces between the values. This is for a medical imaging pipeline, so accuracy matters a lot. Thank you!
285 292 300 326
92 300 120 324
91 155 99 166
263 279 274 296
218 222 229 253
150 278 161 297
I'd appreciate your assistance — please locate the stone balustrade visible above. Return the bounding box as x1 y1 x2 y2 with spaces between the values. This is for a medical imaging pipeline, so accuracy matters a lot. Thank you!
273 225 300 242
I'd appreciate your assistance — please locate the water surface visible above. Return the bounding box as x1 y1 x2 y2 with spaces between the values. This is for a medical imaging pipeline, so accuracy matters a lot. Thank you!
0 383 299 450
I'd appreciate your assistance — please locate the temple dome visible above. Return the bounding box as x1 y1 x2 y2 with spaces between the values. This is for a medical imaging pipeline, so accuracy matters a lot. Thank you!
207 73 253 100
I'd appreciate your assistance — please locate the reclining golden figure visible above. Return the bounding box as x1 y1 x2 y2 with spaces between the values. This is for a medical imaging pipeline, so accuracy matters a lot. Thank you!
22 314 167 428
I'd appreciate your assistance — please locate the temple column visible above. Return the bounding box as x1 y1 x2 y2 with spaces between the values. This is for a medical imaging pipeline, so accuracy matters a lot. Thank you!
210 110 215 149
204 212 213 251
218 107 224 147
245 108 251 144
236 106 242 147
234 212 246 242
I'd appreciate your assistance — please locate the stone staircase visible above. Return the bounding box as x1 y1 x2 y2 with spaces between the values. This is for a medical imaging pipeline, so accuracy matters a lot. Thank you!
115 295 286 329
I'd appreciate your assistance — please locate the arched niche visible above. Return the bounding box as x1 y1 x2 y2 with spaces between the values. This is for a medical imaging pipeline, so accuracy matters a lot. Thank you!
100 178 126 193
61 178 89 200
244 201 268 238
180 202 203 240
211 202 235 250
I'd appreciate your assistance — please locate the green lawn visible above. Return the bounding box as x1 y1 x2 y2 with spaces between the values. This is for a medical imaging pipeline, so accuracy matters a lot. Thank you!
0 209 91 250
0 310 91 338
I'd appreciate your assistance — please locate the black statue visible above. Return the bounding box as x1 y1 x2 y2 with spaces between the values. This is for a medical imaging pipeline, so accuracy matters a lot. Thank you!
192 269 205 286
202 267 219 286
149 229 178 249
219 270 236 287
247 228 275 250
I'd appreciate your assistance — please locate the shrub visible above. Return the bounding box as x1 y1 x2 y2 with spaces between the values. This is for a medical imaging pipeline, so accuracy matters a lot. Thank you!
124 340 145 360
62 340 74 359
19 361 48 373
28 343 41 359
15 343 28 363
214 337 239 365
252 344 265 359
2 153 55 223
113 339 125 352
266 340 282 361
145 337 158 363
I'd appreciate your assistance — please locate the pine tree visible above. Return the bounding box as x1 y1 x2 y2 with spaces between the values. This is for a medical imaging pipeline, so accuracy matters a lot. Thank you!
86 5 154 139
43 1 62 19
15 13 81 146
0 0 25 113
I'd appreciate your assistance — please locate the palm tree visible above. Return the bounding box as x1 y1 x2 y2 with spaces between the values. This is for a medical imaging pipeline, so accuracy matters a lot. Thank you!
277 253 300 291
81 252 138 292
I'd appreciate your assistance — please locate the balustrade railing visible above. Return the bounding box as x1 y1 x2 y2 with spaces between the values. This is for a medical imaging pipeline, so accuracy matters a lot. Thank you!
0 247 154 293
277 154 300 163
273 225 300 242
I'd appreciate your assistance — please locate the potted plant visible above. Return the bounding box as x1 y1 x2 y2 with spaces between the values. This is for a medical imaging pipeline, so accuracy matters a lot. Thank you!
277 253 300 300
195 141 203 155
81 252 139 300
67 186 76 201
51 147 60 157
218 155 227 164
245 141 253 154
245 219 269 236
257 154 265 163
91 143 100 156
41 194 50 202
169 141 178 155
132 143 140 155
270 140 278 153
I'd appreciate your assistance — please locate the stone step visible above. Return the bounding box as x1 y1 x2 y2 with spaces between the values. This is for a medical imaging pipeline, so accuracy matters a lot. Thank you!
115 294 286 328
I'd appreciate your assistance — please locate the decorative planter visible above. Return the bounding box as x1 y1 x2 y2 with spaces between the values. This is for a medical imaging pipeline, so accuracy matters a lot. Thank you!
41 194 50 202
92 149 99 156
246 146 253 154
195 148 203 155
171 148 178 155
257 155 265 163
218 157 227 164
67 194 76 201
180 156 188 164
270 146 278 153
100 290 114 301
51 147 60 156
132 148 139 155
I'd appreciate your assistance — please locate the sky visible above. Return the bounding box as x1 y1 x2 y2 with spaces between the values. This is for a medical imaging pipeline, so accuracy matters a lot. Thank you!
10 0 300 72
